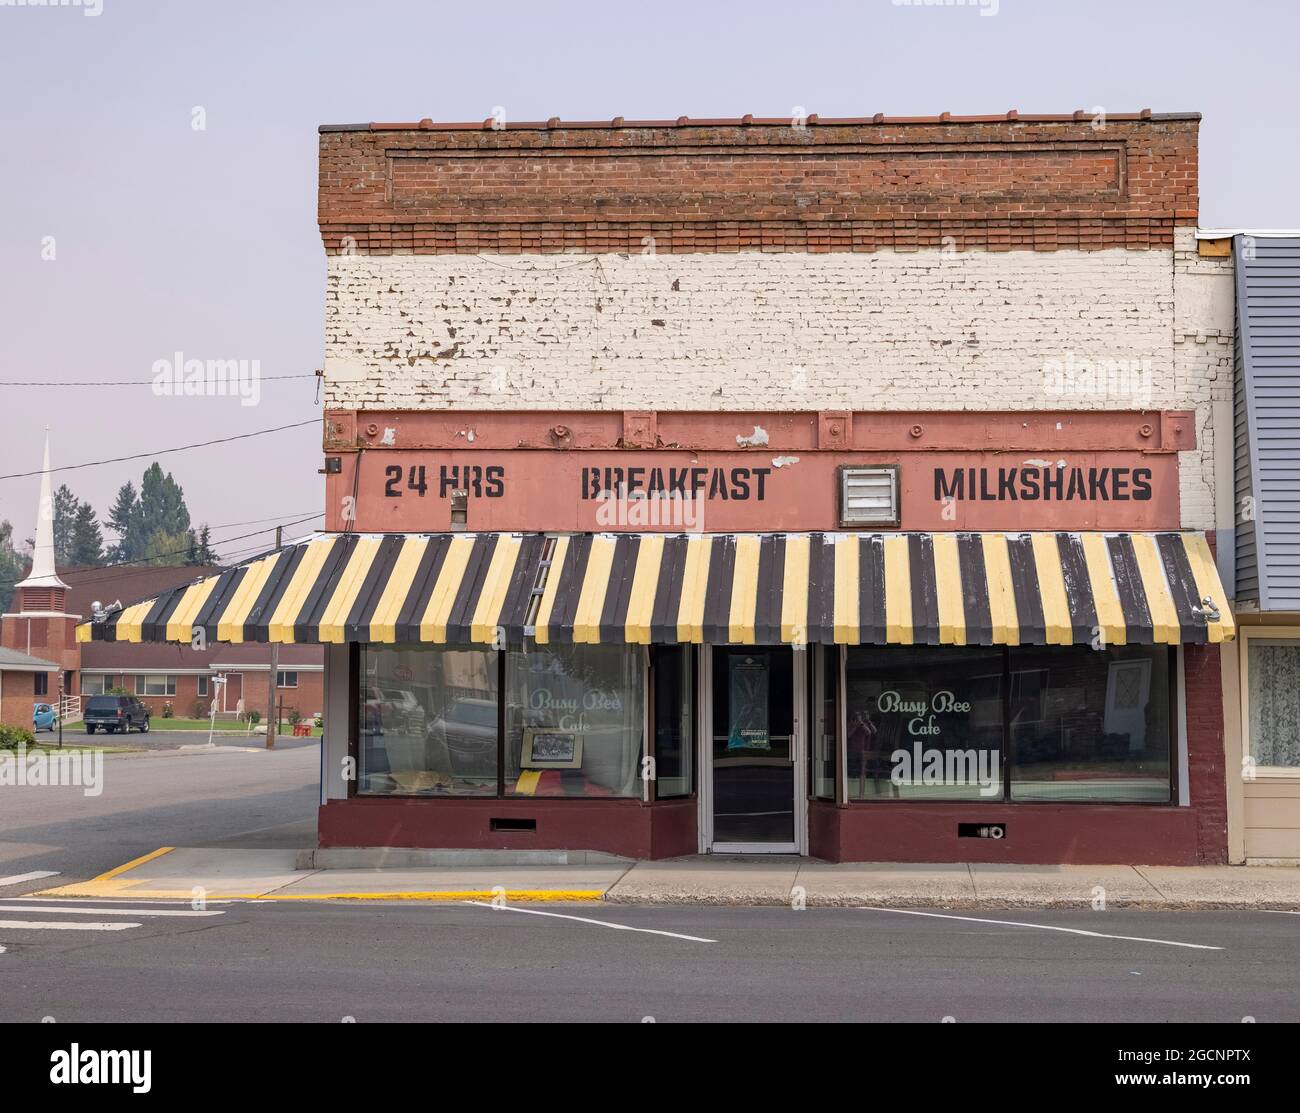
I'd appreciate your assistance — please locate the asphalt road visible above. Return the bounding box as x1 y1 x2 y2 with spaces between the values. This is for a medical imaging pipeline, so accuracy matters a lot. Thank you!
4 743 1300 1023
0 743 320 889
1 900 1297 1022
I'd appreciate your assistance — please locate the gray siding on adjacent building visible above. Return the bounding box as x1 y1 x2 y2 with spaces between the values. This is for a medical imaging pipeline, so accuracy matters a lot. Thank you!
1235 235 1300 609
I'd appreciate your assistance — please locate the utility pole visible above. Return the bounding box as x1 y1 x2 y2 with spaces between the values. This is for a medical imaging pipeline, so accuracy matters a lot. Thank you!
265 525 281 750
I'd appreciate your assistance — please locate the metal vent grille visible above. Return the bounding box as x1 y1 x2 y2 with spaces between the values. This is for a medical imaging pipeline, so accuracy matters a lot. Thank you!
839 466 899 526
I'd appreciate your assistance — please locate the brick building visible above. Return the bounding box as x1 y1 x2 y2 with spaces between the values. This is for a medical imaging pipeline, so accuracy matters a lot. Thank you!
1 436 322 730
84 110 1237 863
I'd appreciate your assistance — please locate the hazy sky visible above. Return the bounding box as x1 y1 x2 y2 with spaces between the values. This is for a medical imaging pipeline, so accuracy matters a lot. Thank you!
1 0 1296 562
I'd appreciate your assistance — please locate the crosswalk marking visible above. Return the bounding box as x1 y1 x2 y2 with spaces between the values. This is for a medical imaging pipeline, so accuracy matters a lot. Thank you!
0 871 60 887
0 905 223 918
0 919 139 931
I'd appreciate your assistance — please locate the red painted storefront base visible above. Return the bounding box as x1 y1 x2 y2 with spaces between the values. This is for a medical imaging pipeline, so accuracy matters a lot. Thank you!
808 800 1207 865
318 796 697 860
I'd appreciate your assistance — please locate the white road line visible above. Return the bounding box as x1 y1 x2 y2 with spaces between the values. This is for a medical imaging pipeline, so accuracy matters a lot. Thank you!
1266 910 1300 916
463 901 716 943
0 905 222 918
0 871 60 887
858 907 1224 951
4 896 235 905
0 920 139 932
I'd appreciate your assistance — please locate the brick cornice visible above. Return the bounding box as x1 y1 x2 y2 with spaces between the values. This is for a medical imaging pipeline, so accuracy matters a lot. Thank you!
319 116 1198 255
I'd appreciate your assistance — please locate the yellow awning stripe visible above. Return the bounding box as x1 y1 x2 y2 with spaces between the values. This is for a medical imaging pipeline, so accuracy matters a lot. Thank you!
216 554 278 644
470 536 522 644
931 533 966 646
624 535 665 644
980 534 1020 646
832 534 861 645
883 535 913 644
780 534 811 645
572 535 617 644
676 535 712 644
1181 533 1235 643
1030 533 1073 645
267 538 336 644
728 535 762 645
419 536 475 643
317 537 383 644
1080 533 1127 647
366 537 429 643
1129 533 1181 644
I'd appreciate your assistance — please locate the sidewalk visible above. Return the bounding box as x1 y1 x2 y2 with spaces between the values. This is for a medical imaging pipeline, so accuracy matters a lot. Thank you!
35 848 1300 910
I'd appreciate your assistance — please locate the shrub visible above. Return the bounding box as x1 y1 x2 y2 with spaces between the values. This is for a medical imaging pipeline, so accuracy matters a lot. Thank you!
242 709 261 726
162 701 174 719
191 699 209 719
0 725 36 750
313 712 324 729
287 708 302 726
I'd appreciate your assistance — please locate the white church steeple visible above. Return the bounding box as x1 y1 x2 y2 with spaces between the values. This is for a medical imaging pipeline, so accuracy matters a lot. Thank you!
17 427 68 591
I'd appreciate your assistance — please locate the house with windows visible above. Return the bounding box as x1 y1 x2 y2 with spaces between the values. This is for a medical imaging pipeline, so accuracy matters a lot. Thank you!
80 109 1243 864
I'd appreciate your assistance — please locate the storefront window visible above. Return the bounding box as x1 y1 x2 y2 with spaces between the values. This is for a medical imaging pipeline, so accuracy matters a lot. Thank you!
358 645 499 796
845 646 1004 801
1009 645 1171 802
505 645 644 798
1247 640 1300 768
652 646 692 798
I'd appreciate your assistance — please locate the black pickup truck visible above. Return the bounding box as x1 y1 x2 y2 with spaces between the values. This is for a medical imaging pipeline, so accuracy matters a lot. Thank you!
84 695 151 735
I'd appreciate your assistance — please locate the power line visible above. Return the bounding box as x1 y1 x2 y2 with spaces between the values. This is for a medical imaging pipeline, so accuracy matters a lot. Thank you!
0 513 324 591
0 420 319 481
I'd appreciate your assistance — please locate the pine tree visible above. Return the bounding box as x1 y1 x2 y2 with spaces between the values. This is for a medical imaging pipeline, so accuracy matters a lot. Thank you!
106 481 141 562
187 524 217 564
69 502 104 565
138 464 191 542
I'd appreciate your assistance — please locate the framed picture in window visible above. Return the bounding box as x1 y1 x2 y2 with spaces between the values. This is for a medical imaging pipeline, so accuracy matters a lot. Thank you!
521 730 583 769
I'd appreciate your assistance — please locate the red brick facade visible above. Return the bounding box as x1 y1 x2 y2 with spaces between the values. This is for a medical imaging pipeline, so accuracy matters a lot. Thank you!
319 112 1199 255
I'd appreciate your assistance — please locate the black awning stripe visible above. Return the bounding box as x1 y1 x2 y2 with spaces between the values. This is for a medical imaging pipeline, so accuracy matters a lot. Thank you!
649 535 688 643
753 534 786 645
293 536 356 642
957 533 994 646
908 533 940 645
1005 535 1046 645
243 546 305 643
394 535 452 643
701 536 737 643
1107 534 1154 645
1157 533 1208 645
345 534 407 642
1057 532 1100 645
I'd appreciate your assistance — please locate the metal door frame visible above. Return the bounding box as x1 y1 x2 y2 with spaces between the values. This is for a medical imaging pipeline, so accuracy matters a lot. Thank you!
698 643 807 855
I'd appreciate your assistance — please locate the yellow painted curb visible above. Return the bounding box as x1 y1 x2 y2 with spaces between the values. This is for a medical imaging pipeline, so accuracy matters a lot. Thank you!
35 846 175 899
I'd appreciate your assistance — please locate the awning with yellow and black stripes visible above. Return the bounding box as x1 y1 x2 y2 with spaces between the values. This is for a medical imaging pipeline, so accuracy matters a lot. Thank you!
77 531 1234 647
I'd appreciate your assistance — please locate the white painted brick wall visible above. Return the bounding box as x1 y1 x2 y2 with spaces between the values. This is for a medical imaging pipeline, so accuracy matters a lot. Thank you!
325 228 1231 529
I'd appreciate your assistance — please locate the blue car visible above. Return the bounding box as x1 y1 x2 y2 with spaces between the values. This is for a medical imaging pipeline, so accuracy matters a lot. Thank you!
33 703 58 732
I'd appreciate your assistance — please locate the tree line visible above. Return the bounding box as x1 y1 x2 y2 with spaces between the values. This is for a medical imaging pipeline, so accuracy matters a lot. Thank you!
0 462 217 611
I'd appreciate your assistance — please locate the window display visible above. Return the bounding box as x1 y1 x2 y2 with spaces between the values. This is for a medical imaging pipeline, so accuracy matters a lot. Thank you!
506 645 644 798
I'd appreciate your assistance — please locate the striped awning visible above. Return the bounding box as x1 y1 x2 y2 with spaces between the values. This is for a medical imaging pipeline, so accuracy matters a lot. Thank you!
77 531 1234 648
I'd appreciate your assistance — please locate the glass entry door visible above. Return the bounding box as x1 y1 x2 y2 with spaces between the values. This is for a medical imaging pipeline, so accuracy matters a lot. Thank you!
709 647 797 850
